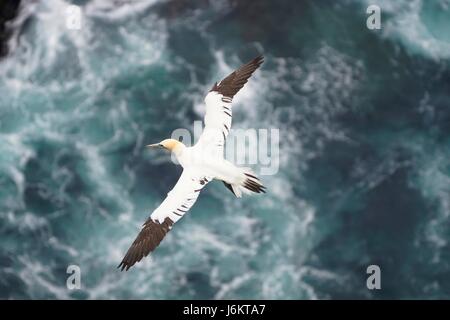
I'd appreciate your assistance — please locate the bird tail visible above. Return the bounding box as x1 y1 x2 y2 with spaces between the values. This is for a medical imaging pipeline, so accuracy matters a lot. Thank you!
230 168 266 198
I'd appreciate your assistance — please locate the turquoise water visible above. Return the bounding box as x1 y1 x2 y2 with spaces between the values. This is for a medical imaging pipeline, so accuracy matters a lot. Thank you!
0 0 449 299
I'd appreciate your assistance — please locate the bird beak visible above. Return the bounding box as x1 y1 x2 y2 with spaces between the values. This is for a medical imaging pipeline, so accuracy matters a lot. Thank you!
146 143 159 148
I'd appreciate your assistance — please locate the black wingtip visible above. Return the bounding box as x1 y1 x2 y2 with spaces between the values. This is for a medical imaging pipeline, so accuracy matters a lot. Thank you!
117 218 174 272
253 55 264 65
210 81 218 92
117 261 132 272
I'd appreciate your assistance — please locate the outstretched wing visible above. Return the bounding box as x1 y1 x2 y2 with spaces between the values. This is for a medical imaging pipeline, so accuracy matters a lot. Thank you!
196 56 264 154
211 55 264 99
118 170 211 271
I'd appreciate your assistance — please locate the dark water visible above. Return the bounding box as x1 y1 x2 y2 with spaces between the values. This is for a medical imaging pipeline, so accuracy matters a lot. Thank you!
0 0 449 299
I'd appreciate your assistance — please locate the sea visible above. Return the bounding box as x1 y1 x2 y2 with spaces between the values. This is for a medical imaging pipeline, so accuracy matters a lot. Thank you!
0 0 449 299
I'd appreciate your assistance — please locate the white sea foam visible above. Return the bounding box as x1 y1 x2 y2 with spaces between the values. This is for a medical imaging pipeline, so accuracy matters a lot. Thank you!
85 0 161 21
360 0 450 60
413 149 450 263
17 256 70 299
212 271 253 299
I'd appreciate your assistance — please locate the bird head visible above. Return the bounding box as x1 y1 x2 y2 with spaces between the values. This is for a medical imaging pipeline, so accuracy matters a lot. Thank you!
146 138 183 152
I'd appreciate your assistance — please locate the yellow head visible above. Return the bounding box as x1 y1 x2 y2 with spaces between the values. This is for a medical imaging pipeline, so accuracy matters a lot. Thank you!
147 138 184 152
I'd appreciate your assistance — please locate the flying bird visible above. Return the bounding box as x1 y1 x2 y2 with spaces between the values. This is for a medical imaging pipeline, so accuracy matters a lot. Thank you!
118 56 266 271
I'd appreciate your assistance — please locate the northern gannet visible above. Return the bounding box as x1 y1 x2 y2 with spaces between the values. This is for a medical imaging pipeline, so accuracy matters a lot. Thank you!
118 56 265 271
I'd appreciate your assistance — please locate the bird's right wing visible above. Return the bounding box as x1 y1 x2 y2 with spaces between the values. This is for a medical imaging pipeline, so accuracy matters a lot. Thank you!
118 169 211 271
196 56 264 155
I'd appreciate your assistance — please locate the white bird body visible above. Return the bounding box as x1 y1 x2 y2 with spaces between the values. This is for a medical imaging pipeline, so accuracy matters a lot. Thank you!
174 147 241 185
151 93 261 225
119 56 266 271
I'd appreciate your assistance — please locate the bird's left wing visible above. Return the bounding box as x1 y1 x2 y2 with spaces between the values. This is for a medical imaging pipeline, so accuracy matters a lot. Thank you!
196 56 264 155
118 169 211 271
